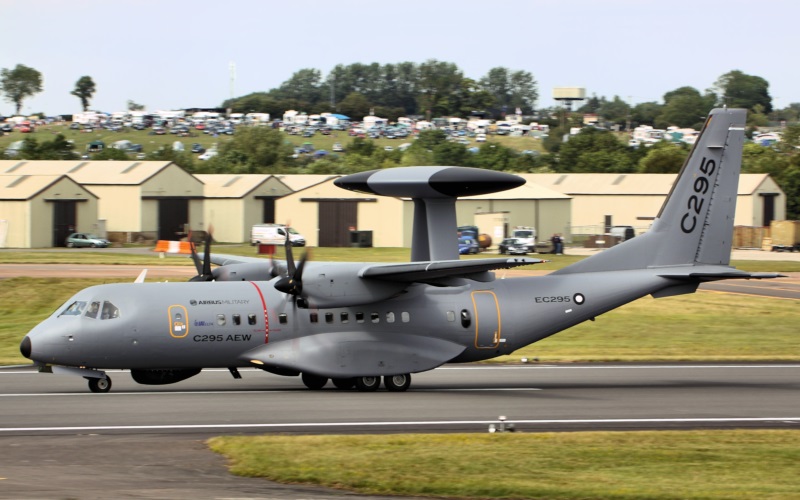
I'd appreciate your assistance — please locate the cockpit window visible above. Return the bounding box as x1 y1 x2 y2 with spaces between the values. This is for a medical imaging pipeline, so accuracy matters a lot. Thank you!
85 301 101 319
59 301 87 317
101 302 120 319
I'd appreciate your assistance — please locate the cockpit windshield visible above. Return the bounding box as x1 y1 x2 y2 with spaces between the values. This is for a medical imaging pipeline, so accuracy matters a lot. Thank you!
58 301 87 317
58 300 120 319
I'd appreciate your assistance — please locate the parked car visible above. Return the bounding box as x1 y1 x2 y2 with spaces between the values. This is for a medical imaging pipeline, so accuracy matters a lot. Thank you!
198 150 217 160
458 237 480 255
332 142 344 152
65 233 110 248
191 143 206 154
497 238 529 255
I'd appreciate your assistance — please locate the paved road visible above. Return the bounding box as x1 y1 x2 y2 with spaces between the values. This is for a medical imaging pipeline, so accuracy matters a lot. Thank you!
1 364 798 499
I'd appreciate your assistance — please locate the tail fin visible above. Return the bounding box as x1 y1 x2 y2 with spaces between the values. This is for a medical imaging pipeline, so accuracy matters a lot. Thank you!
554 108 747 275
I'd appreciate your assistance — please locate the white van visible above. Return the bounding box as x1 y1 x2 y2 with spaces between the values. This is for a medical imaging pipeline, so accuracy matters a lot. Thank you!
250 224 306 247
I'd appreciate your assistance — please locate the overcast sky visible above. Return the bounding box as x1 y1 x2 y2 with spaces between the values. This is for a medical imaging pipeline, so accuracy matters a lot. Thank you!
3 0 798 116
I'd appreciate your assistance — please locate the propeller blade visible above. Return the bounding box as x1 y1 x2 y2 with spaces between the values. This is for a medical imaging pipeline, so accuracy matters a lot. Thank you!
189 242 203 276
283 228 295 277
202 229 213 277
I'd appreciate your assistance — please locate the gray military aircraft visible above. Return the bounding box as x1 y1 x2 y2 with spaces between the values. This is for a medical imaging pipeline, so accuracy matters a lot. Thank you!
20 108 781 393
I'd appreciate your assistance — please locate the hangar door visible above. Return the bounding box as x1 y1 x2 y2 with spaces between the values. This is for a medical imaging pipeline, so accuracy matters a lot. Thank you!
318 201 357 247
158 199 189 241
52 201 77 247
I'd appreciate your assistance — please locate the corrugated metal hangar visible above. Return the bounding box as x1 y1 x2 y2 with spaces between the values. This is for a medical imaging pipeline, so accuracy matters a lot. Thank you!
0 161 787 248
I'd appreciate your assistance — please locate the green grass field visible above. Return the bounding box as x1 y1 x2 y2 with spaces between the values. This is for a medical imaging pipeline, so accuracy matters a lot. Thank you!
209 430 800 499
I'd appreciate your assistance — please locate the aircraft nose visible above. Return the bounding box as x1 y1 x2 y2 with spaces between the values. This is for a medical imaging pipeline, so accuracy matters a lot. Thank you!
20 335 32 359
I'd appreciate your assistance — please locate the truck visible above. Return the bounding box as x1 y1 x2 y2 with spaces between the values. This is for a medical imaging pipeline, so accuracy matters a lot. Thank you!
250 224 305 247
511 226 537 252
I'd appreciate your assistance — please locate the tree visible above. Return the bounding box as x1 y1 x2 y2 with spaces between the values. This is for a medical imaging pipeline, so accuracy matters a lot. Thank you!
71 76 96 111
479 67 538 117
715 70 772 114
638 143 687 173
127 100 145 111
0 64 43 115
210 127 292 174
658 87 716 129
274 68 323 104
596 96 631 127
630 102 663 126
337 92 372 121
557 128 634 172
416 60 463 118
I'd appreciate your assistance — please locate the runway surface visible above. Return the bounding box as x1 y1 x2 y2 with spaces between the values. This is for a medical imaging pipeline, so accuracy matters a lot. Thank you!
1 364 798 499
3 364 799 435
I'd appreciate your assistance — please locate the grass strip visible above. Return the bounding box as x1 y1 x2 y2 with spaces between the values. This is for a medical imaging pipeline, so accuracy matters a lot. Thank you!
209 430 800 499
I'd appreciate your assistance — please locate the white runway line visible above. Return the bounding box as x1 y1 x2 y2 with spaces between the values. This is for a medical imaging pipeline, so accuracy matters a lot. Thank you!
2 417 799 433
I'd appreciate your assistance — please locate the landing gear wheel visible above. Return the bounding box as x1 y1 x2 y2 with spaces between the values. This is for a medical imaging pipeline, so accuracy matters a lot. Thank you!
332 377 356 390
355 376 381 392
88 377 111 393
384 374 411 392
301 373 328 390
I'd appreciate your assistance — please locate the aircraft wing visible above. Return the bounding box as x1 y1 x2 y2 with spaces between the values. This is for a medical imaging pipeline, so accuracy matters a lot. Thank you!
359 257 543 283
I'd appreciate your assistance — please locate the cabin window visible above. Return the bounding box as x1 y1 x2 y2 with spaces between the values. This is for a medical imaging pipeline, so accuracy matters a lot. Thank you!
460 309 471 328
340 312 349 323
217 314 226 326
446 311 456 322
232 314 241 326
248 314 257 325
401 312 410 323
356 312 365 323
325 312 334 324
310 312 319 323
371 312 380 323
386 312 395 323
85 301 101 319
279 313 287 324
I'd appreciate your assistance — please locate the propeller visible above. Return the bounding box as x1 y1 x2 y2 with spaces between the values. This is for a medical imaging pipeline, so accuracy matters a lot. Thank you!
273 226 308 303
189 228 215 282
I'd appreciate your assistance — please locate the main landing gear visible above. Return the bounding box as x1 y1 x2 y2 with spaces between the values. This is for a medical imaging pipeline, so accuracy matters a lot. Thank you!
301 373 411 392
87 376 112 393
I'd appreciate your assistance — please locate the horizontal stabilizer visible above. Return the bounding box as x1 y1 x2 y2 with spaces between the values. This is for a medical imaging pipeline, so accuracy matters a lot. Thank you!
359 257 542 283
242 331 466 377
658 266 785 282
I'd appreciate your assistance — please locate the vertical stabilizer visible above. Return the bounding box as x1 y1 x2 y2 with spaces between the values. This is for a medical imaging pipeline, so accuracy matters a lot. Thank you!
554 108 747 275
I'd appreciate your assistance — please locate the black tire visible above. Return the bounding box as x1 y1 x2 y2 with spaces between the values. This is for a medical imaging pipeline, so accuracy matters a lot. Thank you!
355 376 381 392
88 377 112 393
384 374 411 392
301 372 328 390
66 242 74 248
332 377 356 390
90 243 97 248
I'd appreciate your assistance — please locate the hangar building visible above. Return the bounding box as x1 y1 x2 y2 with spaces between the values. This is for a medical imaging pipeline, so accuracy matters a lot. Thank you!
0 174 99 248
0 160 204 243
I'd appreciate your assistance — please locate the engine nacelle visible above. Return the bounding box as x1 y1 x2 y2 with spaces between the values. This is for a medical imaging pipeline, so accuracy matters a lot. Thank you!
130 368 202 385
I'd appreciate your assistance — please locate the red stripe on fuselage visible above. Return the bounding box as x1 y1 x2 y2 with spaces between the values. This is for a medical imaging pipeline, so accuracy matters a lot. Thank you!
248 282 269 343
